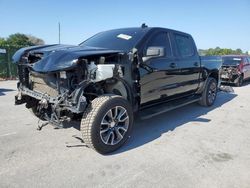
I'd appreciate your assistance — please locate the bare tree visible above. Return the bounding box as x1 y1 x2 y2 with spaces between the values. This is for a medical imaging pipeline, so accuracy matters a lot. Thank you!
26 35 45 45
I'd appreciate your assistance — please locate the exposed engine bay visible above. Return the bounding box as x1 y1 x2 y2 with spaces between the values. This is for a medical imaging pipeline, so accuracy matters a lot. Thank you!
220 66 241 83
14 45 140 128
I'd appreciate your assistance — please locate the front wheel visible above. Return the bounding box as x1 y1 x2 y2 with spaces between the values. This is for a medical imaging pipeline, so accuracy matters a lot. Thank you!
236 75 243 87
28 106 46 121
81 95 133 154
199 77 217 107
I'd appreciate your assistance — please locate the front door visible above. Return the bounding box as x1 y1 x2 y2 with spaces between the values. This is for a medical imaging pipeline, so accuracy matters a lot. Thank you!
140 31 181 105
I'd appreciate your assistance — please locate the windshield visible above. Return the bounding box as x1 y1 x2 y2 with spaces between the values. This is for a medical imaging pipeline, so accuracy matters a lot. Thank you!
222 57 242 66
79 28 147 52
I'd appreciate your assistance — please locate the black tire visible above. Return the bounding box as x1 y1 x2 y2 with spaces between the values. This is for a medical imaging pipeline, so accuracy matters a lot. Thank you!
236 75 243 87
81 95 133 154
199 77 217 107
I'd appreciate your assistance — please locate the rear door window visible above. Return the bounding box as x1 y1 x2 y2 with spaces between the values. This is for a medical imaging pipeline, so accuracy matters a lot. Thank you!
174 34 194 57
243 57 248 65
248 57 250 64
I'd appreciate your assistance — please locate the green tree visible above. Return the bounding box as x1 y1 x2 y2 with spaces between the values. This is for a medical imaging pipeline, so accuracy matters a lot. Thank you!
6 33 32 46
1 33 45 47
0 33 45 78
0 37 7 46
235 48 242 55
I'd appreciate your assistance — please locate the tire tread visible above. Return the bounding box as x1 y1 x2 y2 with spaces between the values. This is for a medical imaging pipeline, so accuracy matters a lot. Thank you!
81 95 123 152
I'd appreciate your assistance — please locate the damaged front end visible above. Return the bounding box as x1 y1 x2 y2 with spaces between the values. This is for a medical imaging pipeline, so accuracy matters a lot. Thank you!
13 45 134 128
220 66 241 84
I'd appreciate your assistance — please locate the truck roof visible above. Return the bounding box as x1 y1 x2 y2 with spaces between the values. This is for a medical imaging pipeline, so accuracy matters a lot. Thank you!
105 27 191 37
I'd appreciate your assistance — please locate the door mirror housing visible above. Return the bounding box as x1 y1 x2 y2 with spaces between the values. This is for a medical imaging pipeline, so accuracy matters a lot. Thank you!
143 46 165 62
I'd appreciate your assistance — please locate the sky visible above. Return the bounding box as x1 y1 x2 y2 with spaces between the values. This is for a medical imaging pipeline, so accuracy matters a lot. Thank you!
0 0 249 51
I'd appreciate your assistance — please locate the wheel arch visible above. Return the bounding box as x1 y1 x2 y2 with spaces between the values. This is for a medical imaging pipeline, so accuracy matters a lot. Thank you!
208 70 219 83
196 69 219 94
103 78 134 105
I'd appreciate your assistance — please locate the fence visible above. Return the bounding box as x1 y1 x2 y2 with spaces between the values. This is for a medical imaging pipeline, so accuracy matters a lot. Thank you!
0 45 21 79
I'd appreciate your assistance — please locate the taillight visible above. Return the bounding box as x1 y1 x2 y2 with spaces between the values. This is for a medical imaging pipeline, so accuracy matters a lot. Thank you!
237 63 243 72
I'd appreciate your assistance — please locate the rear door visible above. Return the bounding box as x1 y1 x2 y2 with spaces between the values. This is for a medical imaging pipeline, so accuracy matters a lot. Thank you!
172 33 201 94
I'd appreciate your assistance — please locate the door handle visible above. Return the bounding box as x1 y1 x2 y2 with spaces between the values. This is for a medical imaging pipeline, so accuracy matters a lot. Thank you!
194 62 199 66
170 63 177 68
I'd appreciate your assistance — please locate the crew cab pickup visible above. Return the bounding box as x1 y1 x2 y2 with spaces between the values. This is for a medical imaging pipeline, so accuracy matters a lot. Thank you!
13 26 222 154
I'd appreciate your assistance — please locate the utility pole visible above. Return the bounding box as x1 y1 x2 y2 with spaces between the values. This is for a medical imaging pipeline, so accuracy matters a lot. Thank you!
58 22 61 44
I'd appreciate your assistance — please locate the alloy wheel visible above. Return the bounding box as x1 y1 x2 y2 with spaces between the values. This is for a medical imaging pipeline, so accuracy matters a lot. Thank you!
208 81 217 104
100 106 129 145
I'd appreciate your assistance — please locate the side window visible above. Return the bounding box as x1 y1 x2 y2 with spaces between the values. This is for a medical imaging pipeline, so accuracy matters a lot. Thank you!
243 57 248 65
174 34 194 57
248 57 250 64
145 32 172 56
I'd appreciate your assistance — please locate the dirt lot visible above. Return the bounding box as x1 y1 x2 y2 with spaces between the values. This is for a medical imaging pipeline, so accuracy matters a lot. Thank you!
0 81 250 188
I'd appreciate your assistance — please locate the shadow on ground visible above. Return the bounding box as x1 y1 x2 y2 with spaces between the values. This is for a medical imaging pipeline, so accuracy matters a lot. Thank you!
0 88 15 96
64 90 237 154
113 91 237 154
242 79 250 86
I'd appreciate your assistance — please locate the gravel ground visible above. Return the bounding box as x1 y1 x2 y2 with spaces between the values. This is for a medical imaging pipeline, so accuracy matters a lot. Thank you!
0 80 250 188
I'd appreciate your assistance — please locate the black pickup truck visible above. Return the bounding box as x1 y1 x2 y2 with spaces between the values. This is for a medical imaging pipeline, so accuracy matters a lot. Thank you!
13 26 222 154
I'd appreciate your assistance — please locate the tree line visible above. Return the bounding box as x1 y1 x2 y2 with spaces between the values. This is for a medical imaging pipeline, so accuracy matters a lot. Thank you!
0 33 45 79
0 33 45 47
198 47 248 56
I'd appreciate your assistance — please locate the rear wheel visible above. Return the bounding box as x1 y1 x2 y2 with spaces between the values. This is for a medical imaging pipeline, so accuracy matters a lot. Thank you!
199 77 217 107
81 95 133 154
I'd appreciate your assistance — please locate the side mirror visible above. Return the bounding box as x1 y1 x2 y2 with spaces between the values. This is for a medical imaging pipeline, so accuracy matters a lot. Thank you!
143 46 165 62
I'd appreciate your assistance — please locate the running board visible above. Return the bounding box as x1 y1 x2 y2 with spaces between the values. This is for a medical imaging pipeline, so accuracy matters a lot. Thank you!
139 96 201 120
